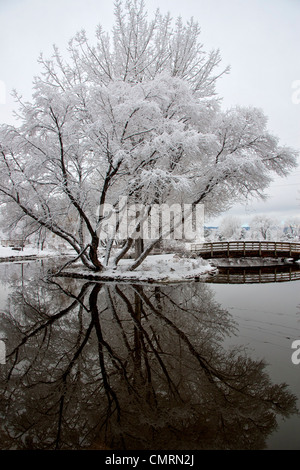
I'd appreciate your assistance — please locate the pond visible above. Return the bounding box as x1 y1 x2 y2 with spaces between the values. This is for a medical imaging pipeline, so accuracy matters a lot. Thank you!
0 259 299 450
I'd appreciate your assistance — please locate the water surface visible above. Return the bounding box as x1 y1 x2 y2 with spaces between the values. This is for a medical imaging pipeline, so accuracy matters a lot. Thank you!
0 260 299 450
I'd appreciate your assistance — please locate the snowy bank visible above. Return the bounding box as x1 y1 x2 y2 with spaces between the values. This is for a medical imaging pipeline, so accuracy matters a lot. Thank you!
0 247 217 283
0 246 72 262
209 257 299 268
54 254 217 284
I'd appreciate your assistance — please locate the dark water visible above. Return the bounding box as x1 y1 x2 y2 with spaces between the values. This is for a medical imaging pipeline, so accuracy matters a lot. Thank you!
0 260 299 450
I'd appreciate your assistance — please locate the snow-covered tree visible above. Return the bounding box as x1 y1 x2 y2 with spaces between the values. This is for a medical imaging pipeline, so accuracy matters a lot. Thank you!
0 0 298 271
217 215 242 240
248 215 280 241
283 217 300 241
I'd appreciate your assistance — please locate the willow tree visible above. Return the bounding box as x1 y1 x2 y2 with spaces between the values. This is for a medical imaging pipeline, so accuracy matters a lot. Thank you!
0 0 297 271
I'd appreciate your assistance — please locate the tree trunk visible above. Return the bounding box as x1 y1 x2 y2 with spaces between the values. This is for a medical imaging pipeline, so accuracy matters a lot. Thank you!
89 235 103 271
133 291 143 386
113 237 134 266
129 238 161 271
134 238 144 260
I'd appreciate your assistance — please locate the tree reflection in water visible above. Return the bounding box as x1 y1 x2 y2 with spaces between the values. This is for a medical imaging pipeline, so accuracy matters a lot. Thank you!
0 267 298 450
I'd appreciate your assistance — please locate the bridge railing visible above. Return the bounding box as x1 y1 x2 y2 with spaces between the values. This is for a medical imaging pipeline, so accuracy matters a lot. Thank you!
190 241 300 256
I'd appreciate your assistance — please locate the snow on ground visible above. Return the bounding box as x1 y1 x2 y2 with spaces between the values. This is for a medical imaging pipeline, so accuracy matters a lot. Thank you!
59 254 217 283
209 257 290 267
210 256 300 268
112 254 215 280
1 245 298 283
0 246 216 283
0 246 71 260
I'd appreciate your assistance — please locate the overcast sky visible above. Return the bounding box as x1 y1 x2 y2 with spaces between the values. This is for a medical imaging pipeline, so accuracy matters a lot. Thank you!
0 0 299 226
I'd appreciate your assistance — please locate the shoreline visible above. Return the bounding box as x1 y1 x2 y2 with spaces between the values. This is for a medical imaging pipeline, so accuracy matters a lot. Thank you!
52 266 218 284
50 253 217 284
1 248 298 284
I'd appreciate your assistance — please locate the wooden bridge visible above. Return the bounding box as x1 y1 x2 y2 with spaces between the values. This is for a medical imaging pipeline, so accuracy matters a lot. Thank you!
190 241 300 261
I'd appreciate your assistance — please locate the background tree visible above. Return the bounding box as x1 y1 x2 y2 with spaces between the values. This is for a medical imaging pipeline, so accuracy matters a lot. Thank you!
0 0 298 271
282 217 300 241
248 215 280 241
217 215 243 240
